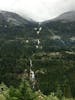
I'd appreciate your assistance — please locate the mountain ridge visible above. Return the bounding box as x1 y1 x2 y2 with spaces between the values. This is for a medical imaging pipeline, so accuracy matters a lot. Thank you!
0 10 36 26
42 11 75 24
0 10 75 24
54 11 75 22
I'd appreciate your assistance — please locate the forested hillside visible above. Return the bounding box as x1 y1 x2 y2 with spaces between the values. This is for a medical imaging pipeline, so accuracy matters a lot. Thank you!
0 11 75 99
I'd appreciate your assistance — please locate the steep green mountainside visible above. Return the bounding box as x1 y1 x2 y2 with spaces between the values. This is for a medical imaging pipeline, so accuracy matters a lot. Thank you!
41 21 75 51
0 11 75 97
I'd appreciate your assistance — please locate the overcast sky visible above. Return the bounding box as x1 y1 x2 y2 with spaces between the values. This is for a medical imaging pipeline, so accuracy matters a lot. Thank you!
0 0 74 22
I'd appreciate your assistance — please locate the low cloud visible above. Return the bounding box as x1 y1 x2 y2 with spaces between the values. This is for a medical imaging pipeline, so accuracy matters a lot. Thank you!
0 0 74 21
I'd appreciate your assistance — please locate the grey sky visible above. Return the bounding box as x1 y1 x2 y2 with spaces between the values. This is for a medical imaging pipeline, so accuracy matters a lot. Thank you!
0 0 74 22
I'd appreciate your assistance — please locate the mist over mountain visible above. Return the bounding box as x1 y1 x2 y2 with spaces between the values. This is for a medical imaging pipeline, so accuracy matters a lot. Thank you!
0 10 36 26
42 11 75 24
0 10 75 25
54 11 75 22
0 10 74 51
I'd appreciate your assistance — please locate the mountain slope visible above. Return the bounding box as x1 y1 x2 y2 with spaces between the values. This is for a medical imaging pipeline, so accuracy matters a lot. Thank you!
0 10 75 97
0 10 75 50
0 10 35 26
55 11 75 22
41 11 75 51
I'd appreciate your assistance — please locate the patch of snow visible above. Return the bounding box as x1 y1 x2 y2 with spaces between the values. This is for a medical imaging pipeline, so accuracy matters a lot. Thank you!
70 37 75 41
37 39 40 45
37 31 40 35
65 51 75 54
7 17 21 25
4 25 8 28
34 27 37 31
39 27 42 31
51 35 61 40
26 40 29 43
36 45 39 49
7 17 17 22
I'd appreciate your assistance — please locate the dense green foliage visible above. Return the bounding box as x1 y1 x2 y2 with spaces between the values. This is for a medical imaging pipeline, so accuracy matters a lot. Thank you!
0 20 75 98
0 80 75 100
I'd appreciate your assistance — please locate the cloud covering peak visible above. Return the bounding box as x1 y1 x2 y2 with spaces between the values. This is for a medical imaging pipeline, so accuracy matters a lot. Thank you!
0 0 74 22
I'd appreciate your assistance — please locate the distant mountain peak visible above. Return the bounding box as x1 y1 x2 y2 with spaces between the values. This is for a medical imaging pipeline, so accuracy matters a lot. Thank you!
0 10 36 26
55 11 75 22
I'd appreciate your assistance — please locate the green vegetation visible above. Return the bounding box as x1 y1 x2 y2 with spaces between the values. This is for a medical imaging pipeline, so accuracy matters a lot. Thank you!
0 80 75 100
0 44 75 97
0 18 75 99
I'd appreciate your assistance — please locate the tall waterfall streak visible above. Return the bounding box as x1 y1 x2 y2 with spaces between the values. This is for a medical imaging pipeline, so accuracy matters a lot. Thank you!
36 24 42 48
29 59 35 89
37 39 40 45
30 59 33 68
